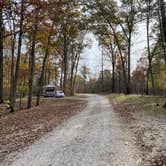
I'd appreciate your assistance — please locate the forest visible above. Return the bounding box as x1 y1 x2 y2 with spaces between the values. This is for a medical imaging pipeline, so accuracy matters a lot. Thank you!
0 0 166 113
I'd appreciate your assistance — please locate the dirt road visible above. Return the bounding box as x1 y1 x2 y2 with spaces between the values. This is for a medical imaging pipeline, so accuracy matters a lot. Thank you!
4 95 142 166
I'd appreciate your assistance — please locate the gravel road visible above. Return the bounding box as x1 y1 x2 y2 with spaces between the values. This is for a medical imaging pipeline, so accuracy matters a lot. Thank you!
4 94 141 166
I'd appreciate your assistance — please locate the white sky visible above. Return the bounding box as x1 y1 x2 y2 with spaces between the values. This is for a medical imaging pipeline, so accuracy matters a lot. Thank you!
80 22 147 76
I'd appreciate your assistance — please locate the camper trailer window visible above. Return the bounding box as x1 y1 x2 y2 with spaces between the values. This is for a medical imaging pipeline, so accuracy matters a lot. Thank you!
46 87 55 92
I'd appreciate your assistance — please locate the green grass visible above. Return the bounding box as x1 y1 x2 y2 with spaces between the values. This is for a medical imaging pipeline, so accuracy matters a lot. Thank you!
108 94 166 113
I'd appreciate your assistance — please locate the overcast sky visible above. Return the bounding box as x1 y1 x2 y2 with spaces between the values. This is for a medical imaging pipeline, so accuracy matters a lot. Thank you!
80 22 147 77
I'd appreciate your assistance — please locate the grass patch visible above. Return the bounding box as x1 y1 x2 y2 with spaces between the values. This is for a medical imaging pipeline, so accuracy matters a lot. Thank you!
109 94 166 113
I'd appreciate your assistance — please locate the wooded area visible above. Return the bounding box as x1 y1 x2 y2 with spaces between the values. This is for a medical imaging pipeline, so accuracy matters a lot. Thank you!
0 0 166 112
76 0 166 96
0 0 89 112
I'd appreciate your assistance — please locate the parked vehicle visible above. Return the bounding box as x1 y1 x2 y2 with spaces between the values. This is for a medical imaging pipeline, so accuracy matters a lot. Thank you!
56 91 65 98
42 85 56 97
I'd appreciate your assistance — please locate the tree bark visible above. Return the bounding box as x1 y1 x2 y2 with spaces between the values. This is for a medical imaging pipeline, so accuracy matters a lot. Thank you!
127 34 131 94
101 50 104 92
70 52 77 96
70 66 74 96
109 41 116 93
60 67 63 90
63 28 68 94
158 0 166 64
27 11 38 109
112 62 115 93
9 25 16 104
145 67 149 95
0 7 3 103
118 71 121 94
146 4 151 95
150 64 155 95
73 54 80 95
160 0 166 45
146 1 155 95
126 0 134 94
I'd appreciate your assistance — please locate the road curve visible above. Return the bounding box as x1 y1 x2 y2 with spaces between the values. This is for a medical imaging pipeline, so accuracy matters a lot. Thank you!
5 94 141 166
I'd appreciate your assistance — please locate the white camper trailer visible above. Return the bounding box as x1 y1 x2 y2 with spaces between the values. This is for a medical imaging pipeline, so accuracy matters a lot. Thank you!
42 85 56 97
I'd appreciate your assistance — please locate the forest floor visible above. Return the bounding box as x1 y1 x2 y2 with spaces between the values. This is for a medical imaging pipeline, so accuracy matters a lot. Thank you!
1 94 166 166
2 94 143 166
0 96 88 163
109 94 166 166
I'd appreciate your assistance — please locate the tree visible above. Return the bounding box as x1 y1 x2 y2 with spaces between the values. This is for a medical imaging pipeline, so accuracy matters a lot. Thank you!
9 2 17 106
120 0 136 94
85 0 137 94
159 0 166 64
27 5 39 109
36 16 56 106
159 0 166 44
132 66 145 94
80 65 90 93
99 35 118 93
0 5 3 103
10 0 24 112
145 0 156 95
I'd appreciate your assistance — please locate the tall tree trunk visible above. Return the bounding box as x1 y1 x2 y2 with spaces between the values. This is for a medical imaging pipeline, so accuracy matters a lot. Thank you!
146 1 155 95
47 70 51 84
72 41 83 95
112 62 115 93
99 10 128 93
146 1 151 96
127 34 131 94
70 66 74 96
160 0 166 45
150 64 155 95
10 0 24 112
36 18 55 106
70 54 76 96
118 71 121 94
101 50 104 92
158 0 166 64
60 67 63 89
10 26 16 104
109 43 116 93
84 76 86 93
145 67 149 95
27 12 38 109
73 54 80 94
63 30 68 94
0 7 3 103
109 24 128 93
126 0 134 94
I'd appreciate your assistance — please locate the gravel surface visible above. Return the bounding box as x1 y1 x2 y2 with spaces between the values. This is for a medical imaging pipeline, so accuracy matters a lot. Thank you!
4 94 142 166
